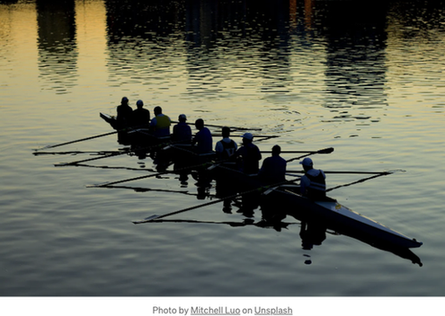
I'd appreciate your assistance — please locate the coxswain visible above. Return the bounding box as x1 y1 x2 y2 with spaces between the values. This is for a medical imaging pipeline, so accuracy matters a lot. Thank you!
131 100 150 128
215 126 237 162
258 145 286 184
172 114 192 144
116 96 133 128
192 118 213 154
300 157 326 200
236 133 262 174
150 106 171 138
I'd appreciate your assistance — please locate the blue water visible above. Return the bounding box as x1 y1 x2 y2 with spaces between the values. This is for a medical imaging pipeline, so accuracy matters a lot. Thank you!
1 0 445 307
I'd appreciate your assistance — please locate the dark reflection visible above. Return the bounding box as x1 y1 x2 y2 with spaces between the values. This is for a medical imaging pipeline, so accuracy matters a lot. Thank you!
104 0 185 85
261 188 423 266
184 0 293 97
36 0 77 94
388 0 445 41
313 0 390 125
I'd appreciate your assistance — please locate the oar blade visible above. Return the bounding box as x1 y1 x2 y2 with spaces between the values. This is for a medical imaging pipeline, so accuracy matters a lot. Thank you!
133 214 160 224
319 147 334 154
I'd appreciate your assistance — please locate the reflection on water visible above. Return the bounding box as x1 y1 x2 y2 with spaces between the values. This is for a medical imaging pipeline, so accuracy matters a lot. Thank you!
36 0 77 94
4 0 442 121
316 1 389 123
2 0 445 296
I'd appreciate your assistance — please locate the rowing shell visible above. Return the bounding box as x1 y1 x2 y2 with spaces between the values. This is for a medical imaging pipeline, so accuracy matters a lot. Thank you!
268 187 423 249
210 164 422 249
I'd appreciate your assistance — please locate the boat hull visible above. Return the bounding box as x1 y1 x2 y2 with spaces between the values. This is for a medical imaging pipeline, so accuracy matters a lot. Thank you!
268 187 423 249
210 165 422 250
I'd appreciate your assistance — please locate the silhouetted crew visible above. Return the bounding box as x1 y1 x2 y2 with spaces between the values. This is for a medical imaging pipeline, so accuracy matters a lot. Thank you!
259 145 286 184
172 114 192 144
215 126 237 161
300 157 326 200
116 96 133 128
193 118 213 154
131 100 150 128
150 106 171 137
236 133 262 174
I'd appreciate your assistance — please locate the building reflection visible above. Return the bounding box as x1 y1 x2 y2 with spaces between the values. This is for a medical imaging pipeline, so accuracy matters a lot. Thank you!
36 0 78 94
313 0 390 125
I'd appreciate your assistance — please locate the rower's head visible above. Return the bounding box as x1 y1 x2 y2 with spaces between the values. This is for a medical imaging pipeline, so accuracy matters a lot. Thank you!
272 145 281 156
121 97 129 105
154 106 162 116
300 157 313 171
195 118 204 130
136 100 143 108
222 126 230 138
242 133 253 144
178 114 187 122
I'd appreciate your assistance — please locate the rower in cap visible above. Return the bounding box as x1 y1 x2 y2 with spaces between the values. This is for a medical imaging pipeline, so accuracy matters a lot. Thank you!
172 114 192 144
236 132 262 174
300 157 326 200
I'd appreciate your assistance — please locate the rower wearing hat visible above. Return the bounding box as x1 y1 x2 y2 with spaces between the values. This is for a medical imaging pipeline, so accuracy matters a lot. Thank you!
172 114 192 144
300 157 326 200
236 133 262 175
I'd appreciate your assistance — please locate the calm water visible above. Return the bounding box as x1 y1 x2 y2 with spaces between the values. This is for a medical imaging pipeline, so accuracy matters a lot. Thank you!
1 0 445 304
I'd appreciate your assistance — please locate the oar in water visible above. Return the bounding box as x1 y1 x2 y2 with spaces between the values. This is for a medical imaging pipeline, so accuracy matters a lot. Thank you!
171 120 262 131
326 171 399 192
132 178 299 224
285 147 334 163
87 160 215 188
262 149 332 154
97 185 210 197
35 130 119 150
33 150 121 156
54 140 169 166
55 151 128 166
212 134 279 138
286 170 394 175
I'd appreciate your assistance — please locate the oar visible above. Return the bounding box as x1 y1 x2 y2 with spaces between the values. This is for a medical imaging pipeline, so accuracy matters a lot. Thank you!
66 163 158 172
35 130 118 150
87 160 215 188
96 185 211 197
286 170 393 175
326 171 397 192
33 150 121 156
171 120 262 131
55 151 127 166
133 178 299 224
262 149 333 154
54 140 169 166
286 147 334 163
144 218 297 229
212 134 279 138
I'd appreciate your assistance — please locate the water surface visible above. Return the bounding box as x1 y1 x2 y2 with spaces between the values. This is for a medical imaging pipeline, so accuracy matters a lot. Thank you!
1 0 445 301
